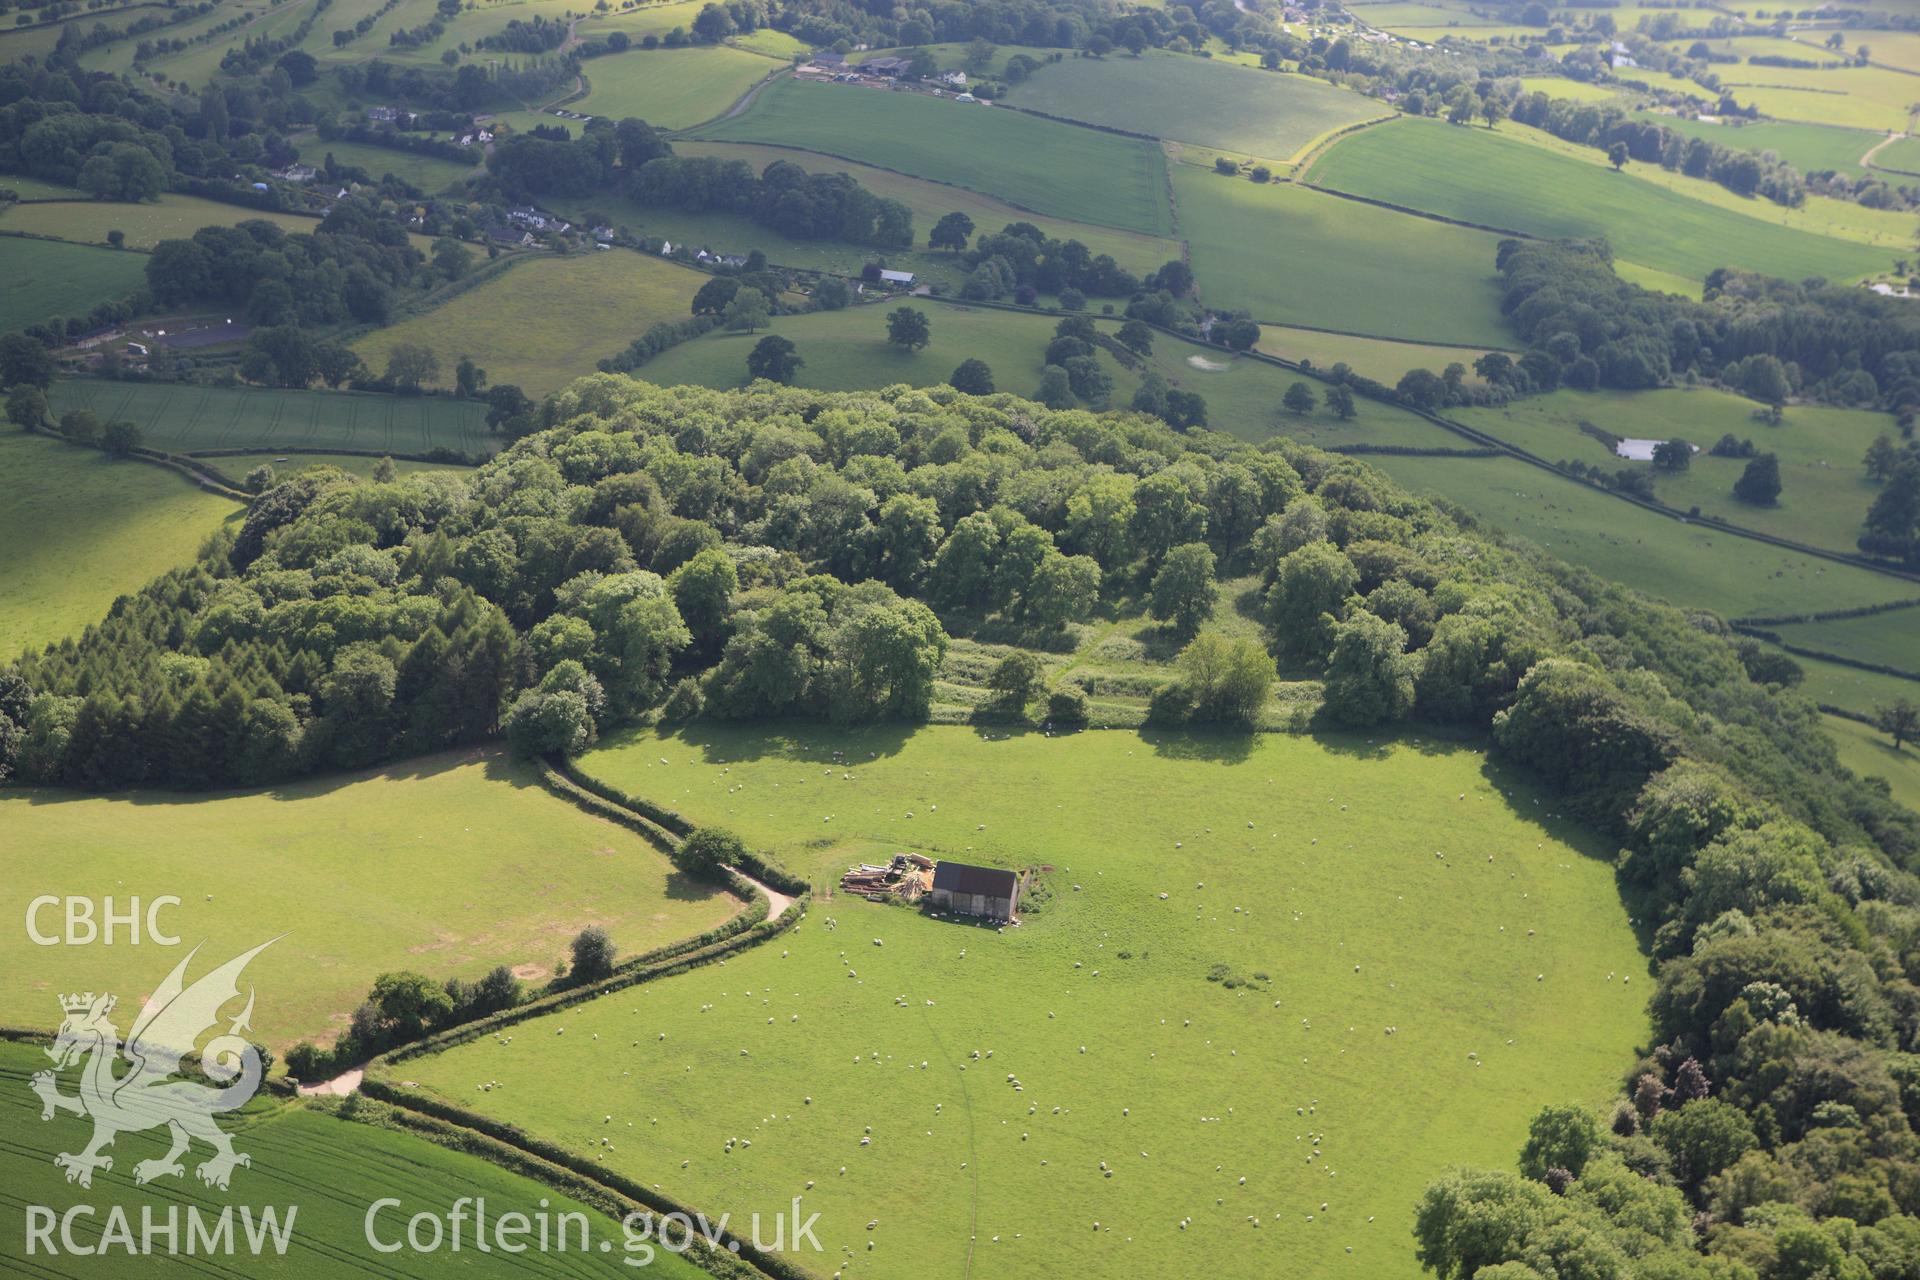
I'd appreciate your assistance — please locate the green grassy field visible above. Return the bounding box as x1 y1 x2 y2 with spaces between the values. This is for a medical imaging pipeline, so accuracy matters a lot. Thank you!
0 433 238 661
1632 111 1879 177
1306 118 1888 283
1361 453 1912 619
0 748 742 1051
1770 607 1920 673
1519 77 1623 104
1715 62 1920 132
0 1042 714 1279
1 196 321 249
354 251 702 397
574 45 777 129
1870 132 1920 173
1 175 89 199
1171 165 1512 345
399 723 1648 1280
204 451 469 481
294 136 476 194
1786 649 1920 719
1255 327 1504 388
0 236 147 330
47 378 495 456
1449 387 1896 557
1001 51 1385 160
693 77 1176 236
1824 712 1920 810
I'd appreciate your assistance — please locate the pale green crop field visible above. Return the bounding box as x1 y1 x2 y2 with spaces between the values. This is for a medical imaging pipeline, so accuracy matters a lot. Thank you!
0 749 741 1051
399 723 1649 1280
0 195 321 249
574 45 777 128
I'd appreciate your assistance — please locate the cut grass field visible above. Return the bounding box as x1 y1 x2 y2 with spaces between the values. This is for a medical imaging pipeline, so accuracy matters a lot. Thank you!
693 77 1175 236
0 236 147 331
0 1042 715 1279
354 251 702 397
574 45 778 129
1306 117 1888 283
47 378 495 456
1631 111 1879 177
294 135 476 194
1823 713 1920 811
1001 50 1386 160
0 195 320 249
0 748 742 1051
1715 62 1920 133
1360 452 1913 619
672 140 1181 276
400 722 1649 1280
1171 164 1512 346
1771 607 1920 674
1449 387 1896 557
0 433 237 661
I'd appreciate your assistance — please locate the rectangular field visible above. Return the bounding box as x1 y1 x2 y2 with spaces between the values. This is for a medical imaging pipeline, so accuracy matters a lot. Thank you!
1305 117 1888 283
1172 164 1512 345
0 432 238 661
1001 51 1386 160
0 195 321 249
47 378 495 456
1823 712 1920 810
295 136 477 193
0 236 147 330
574 45 777 129
693 77 1176 236
1631 111 1879 177
0 749 742 1051
1772 608 1920 673
354 250 703 397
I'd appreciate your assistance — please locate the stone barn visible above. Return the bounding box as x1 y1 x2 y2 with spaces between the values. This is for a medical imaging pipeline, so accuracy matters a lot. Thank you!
929 861 1021 920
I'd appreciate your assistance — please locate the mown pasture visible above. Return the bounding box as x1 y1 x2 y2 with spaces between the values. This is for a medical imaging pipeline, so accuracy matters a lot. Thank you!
693 77 1176 236
294 136 477 194
204 451 468 481
1171 165 1512 345
1305 117 1888 283
1360 452 1913 620
353 250 702 397
1631 111 1878 178
0 433 237 660
1001 50 1386 159
0 237 147 331
0 749 742 1051
401 723 1649 1280
1254 326 1503 389
0 1043 715 1279
573 45 777 129
1716 62 1919 132
0 195 321 249
47 378 495 456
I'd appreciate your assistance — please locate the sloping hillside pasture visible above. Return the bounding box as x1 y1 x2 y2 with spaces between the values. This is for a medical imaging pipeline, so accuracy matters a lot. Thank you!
573 46 777 129
1254 326 1504 389
369 0 580 66
1348 1 1507 29
47 378 494 456
1448 387 1895 556
0 1043 715 1280
1519 77 1623 104
0 237 147 330
1823 713 1920 810
203 451 468 481
1717 63 1920 132
1360 453 1912 619
1001 51 1386 159
1771 609 1920 674
0 750 741 1051
0 175 87 199
1172 165 1512 345
1305 117 1887 283
1819 29 1920 74
294 136 476 193
401 724 1649 1280
672 140 1181 276
693 77 1176 235
0 195 321 248
1871 132 1920 173
1790 651 1920 719
576 0 709 39
353 250 702 397
634 303 1144 405
0 433 237 660
1631 111 1879 178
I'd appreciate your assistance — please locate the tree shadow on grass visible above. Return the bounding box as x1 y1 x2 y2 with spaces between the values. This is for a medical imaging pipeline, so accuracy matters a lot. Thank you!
1139 725 1259 765
652 717 920 767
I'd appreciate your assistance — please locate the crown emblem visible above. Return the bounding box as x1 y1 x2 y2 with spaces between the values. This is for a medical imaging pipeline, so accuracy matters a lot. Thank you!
59 992 109 1013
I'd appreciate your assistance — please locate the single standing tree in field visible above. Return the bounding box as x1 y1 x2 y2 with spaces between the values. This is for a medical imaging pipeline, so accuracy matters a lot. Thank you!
570 926 616 983
1326 384 1356 420
1733 452 1782 505
747 334 803 383
950 357 995 395
384 343 439 391
724 287 771 333
1283 381 1317 415
929 211 975 253
1214 156 1238 175
1878 699 1920 750
455 356 487 399
887 306 932 351
1652 439 1692 472
1149 542 1218 638
1608 141 1630 171
988 651 1045 713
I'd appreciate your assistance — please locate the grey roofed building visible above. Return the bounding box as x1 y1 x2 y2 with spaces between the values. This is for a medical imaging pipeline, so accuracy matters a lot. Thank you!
929 861 1021 919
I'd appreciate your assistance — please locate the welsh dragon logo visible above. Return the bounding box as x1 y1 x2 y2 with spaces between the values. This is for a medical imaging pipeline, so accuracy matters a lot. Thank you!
30 940 276 1191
